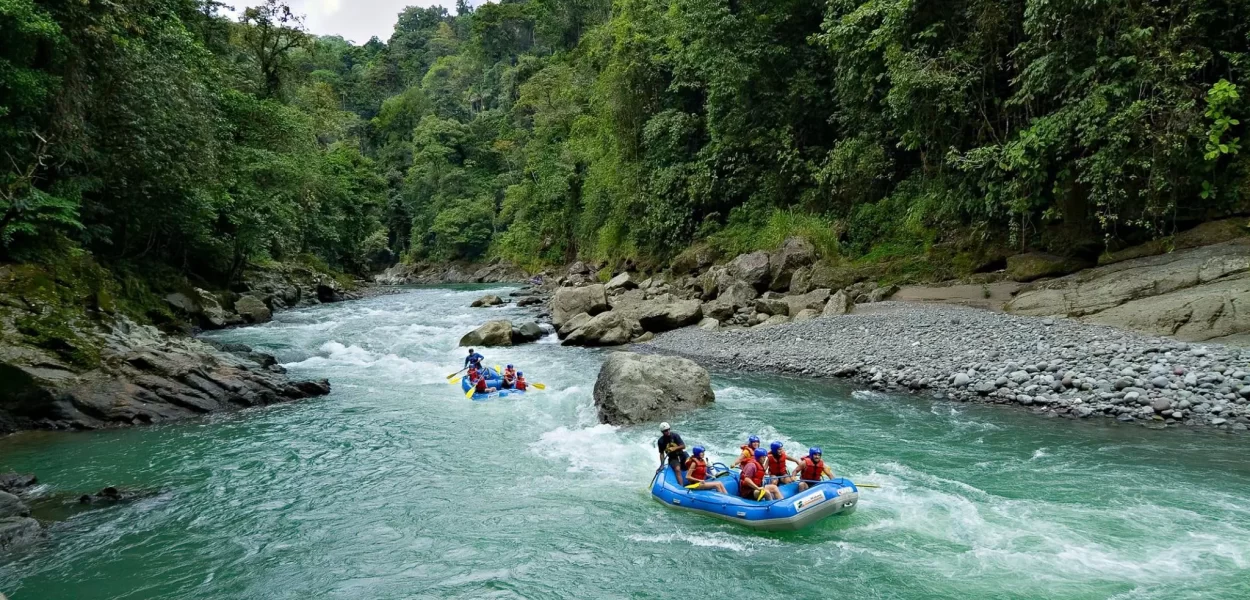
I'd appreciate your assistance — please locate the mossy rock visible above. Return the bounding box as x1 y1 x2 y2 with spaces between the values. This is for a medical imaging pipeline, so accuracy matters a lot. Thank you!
1006 252 1091 282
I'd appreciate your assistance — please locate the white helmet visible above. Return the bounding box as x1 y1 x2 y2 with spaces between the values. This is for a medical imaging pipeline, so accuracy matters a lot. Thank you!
659 422 671 432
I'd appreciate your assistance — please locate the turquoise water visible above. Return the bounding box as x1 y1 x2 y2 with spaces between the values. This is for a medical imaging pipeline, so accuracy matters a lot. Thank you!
2 286 1249 599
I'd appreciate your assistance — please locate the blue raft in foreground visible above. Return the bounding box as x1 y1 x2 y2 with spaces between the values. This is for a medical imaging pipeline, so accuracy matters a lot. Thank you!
649 463 858 531
460 374 525 401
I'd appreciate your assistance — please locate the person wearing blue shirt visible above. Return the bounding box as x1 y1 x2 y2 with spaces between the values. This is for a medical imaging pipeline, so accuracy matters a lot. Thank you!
464 348 485 370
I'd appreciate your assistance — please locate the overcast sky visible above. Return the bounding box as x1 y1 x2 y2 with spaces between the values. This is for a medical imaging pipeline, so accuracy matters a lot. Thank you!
229 0 471 45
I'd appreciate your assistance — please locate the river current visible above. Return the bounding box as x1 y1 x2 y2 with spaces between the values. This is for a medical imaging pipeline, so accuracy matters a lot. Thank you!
2 286 1249 599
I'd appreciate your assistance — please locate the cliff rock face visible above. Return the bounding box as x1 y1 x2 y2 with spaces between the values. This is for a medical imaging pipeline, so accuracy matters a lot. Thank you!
1007 239 1250 343
0 262 331 434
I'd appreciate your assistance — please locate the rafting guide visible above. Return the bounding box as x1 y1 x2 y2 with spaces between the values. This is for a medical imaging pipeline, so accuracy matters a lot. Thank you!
657 423 688 486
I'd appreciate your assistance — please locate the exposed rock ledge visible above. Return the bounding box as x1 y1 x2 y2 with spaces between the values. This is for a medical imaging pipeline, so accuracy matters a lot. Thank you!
1007 239 1250 344
0 318 329 434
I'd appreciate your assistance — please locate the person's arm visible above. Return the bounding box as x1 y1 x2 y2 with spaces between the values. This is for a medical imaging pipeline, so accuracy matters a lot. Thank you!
741 465 760 491
824 464 834 478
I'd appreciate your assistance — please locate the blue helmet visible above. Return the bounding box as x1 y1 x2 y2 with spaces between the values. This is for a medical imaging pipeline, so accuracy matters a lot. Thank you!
753 448 768 459
748 435 760 445
770 441 783 453
507 364 514 368
809 447 822 458
692 446 705 456
517 371 523 376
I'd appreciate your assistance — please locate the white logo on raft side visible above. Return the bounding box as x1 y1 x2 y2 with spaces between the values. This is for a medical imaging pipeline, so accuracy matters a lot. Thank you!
794 490 827 513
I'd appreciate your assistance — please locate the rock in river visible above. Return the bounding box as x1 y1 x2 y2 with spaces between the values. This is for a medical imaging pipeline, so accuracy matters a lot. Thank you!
563 312 643 346
459 320 513 347
551 284 609 329
470 294 504 307
593 352 714 425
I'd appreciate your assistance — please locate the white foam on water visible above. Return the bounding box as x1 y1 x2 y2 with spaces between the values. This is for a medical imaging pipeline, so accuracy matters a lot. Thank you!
530 424 655 480
626 531 776 553
1030 448 1049 460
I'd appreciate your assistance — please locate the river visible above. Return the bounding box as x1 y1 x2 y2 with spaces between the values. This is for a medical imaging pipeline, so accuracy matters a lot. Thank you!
2 286 1249 599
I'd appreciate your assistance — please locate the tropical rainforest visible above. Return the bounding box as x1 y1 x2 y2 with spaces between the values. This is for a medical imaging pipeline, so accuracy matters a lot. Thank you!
3 0 1250 283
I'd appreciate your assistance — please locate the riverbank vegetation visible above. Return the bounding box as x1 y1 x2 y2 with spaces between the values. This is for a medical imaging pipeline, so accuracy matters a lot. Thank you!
4 0 1250 286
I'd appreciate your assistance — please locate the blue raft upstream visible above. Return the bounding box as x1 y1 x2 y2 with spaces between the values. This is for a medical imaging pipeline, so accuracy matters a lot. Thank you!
460 374 526 401
650 464 859 531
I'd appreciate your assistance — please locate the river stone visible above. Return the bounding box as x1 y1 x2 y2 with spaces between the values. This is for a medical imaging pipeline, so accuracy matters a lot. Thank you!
792 308 820 322
557 312 592 338
638 300 702 332
511 322 545 344
785 288 831 316
0 517 40 550
952 373 971 388
605 272 639 292
719 281 759 309
459 320 513 347
0 473 37 493
758 314 790 327
1152 398 1173 413
768 237 816 291
593 352 714 425
470 294 504 307
697 317 719 331
0 491 28 518
754 297 790 316
563 311 643 346
824 289 852 316
551 284 609 328
726 251 772 291
233 295 272 324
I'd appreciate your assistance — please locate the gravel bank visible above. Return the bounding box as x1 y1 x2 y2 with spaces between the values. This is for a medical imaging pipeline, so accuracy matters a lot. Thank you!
639 302 1250 431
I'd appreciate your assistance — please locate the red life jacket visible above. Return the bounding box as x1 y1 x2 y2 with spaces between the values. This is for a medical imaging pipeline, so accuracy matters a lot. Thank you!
800 457 825 481
739 459 764 490
686 456 708 481
766 450 789 476
515 378 527 391
475 378 488 392
503 369 516 381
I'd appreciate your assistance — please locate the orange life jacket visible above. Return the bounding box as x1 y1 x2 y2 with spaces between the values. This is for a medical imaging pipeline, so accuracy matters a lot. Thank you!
515 378 527 391
800 457 825 481
766 450 789 476
503 368 516 381
686 456 708 481
739 458 764 490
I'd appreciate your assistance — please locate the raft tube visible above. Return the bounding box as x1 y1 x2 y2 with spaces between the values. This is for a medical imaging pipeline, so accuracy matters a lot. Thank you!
649 463 858 531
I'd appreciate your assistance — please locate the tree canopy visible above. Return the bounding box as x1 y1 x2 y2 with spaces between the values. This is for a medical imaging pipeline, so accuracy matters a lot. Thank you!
3 0 1249 280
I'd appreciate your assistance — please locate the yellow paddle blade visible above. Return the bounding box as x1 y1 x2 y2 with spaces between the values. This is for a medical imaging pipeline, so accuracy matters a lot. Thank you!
755 489 765 501
465 387 475 399
446 372 460 380
531 383 546 390
449 377 461 385
685 483 700 489
494 365 501 374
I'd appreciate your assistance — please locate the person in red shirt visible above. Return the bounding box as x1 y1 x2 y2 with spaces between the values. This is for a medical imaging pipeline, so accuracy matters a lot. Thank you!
763 441 800 485
796 447 834 492
470 370 496 394
739 447 782 501
683 447 727 494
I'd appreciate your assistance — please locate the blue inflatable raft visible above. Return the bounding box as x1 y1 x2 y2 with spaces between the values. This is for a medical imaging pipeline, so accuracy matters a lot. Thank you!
460 374 526 401
649 463 858 531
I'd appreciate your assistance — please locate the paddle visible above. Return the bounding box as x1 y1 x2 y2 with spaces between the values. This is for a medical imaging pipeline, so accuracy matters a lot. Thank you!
445 367 467 381
796 479 881 489
529 382 546 390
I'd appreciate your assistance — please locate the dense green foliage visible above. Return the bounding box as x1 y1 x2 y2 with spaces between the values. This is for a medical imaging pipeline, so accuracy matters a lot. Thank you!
4 0 1250 280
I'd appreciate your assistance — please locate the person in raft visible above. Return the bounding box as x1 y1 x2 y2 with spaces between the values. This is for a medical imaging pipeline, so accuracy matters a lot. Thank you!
470 369 497 395
501 364 518 388
763 441 801 485
657 422 688 486
739 447 782 501
514 372 528 391
730 435 762 468
683 447 727 494
796 447 834 492
464 348 485 371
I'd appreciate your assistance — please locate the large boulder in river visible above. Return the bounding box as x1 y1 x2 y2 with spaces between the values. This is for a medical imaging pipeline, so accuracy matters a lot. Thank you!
551 284 609 328
563 312 644 346
768 237 817 291
470 294 504 307
1006 239 1250 342
459 320 513 347
0 517 40 551
593 352 715 425
638 299 703 332
233 295 272 324
557 312 592 338
0 491 29 518
511 322 546 344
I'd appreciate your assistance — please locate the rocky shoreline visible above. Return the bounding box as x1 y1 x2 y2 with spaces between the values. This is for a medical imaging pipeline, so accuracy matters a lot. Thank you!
640 302 1250 431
